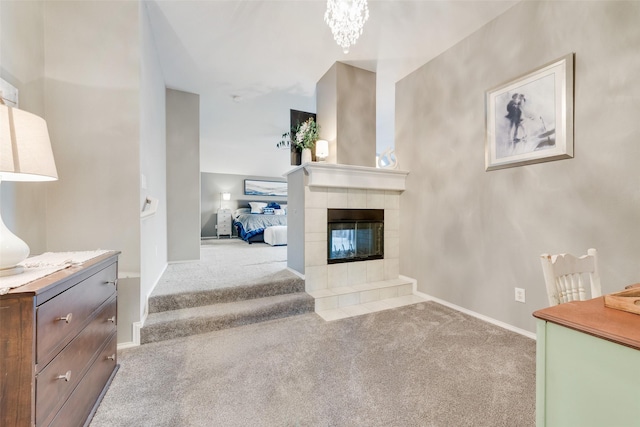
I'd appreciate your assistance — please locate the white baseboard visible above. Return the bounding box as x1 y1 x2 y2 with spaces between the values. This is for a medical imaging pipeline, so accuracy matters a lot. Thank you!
413 287 536 340
286 267 305 280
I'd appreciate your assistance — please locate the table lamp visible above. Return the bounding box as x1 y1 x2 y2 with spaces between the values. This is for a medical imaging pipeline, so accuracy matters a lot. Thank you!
220 192 231 208
315 139 329 162
0 103 58 276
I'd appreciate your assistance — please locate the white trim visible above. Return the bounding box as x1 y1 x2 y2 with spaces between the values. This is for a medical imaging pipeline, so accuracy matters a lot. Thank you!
283 163 409 191
168 259 200 264
117 340 138 350
413 286 537 340
286 267 305 280
117 263 165 349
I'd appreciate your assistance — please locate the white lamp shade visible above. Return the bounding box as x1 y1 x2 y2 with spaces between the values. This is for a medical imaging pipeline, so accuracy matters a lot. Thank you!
0 104 58 182
316 139 329 159
222 192 231 201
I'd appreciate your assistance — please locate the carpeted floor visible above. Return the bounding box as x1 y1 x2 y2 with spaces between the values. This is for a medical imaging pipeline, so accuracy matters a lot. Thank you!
90 301 536 427
152 239 290 296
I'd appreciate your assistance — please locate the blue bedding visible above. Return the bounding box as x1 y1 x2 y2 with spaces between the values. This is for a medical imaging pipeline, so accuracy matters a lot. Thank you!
233 213 287 241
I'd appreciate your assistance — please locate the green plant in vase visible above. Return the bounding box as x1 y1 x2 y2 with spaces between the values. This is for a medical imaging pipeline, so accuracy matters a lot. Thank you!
277 118 321 163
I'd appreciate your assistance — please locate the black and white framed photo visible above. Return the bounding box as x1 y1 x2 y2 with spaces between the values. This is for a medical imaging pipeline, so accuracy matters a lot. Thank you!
485 53 574 171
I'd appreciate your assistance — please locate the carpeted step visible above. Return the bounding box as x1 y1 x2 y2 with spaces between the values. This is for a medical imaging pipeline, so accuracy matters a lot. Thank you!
140 292 314 344
148 275 305 314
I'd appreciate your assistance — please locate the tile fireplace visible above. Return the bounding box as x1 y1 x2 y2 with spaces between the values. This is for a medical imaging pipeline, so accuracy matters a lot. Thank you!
285 163 421 319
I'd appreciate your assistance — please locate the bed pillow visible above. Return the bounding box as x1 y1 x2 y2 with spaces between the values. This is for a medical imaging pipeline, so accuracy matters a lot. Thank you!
249 202 268 214
274 209 285 215
279 204 287 214
233 207 250 218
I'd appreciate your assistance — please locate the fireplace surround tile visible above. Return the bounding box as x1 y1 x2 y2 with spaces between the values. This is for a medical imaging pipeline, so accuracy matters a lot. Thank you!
366 259 384 282
347 189 367 208
305 208 327 233
385 209 400 232
385 236 400 259
327 264 348 288
338 292 360 308
366 190 385 209
305 186 327 208
347 262 367 285
327 188 348 208
384 258 400 280
305 240 327 267
384 191 400 209
360 289 380 304
305 265 328 291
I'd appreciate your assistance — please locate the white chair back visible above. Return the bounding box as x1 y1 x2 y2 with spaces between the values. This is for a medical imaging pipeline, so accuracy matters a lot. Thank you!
540 248 602 306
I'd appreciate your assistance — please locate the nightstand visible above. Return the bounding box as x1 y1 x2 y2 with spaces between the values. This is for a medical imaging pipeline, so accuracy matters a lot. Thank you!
217 208 232 238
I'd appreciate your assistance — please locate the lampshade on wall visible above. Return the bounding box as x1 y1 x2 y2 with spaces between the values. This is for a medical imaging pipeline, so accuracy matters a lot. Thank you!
0 104 58 276
315 139 329 161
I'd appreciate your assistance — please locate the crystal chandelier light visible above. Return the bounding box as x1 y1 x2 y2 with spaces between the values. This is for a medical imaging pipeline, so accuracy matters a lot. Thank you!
324 0 369 54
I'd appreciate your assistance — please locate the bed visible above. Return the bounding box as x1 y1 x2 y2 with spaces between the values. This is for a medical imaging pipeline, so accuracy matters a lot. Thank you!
233 202 287 244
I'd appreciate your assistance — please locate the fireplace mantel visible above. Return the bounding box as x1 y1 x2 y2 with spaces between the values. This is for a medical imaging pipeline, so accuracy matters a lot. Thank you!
284 163 409 191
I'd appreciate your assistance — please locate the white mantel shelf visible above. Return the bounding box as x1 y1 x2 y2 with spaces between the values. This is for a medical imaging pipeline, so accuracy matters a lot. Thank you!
284 163 409 191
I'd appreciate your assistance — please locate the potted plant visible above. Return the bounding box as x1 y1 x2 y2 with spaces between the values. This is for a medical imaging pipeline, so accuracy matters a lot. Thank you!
277 117 320 164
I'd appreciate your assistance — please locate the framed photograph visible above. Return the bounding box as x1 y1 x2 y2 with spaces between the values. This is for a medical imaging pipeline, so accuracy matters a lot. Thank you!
244 179 287 197
485 53 574 171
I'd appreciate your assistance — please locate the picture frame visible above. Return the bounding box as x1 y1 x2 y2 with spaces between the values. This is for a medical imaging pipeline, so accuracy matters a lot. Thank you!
485 53 574 171
243 179 287 197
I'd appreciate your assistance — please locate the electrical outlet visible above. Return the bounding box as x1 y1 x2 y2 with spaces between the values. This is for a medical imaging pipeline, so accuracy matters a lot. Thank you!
515 287 526 303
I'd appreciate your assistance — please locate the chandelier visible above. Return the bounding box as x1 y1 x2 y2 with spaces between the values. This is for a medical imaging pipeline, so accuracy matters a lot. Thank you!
324 0 369 54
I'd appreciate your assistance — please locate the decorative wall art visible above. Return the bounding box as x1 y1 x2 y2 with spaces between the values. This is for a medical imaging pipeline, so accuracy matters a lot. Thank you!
485 53 574 171
244 180 287 197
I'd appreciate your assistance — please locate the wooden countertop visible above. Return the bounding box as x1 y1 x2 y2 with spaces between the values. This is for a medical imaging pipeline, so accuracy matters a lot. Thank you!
533 296 640 351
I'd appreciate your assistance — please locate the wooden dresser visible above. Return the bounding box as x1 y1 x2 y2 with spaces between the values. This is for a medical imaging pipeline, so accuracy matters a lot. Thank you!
0 251 120 427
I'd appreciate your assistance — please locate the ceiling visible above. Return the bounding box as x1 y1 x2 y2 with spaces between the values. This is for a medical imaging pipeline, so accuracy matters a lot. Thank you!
145 0 518 177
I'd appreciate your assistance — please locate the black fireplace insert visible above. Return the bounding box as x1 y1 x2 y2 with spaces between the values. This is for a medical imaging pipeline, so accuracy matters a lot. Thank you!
327 209 384 264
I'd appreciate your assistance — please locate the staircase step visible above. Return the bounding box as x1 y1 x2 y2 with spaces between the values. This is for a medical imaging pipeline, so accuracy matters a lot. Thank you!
308 277 415 311
141 292 314 344
148 275 305 314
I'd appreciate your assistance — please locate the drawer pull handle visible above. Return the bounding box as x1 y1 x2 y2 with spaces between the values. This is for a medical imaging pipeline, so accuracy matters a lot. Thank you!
106 280 118 286
57 313 73 324
56 371 72 382
107 354 116 361
107 316 116 323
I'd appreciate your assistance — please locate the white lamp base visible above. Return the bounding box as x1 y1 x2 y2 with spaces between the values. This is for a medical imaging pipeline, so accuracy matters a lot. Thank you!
0 198 30 276
0 265 24 277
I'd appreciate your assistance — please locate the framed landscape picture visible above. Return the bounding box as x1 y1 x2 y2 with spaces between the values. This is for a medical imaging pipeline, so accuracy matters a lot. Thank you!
485 53 574 171
244 179 287 197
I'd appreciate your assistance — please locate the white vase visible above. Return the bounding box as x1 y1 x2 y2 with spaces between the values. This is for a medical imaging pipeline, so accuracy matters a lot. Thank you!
301 148 312 164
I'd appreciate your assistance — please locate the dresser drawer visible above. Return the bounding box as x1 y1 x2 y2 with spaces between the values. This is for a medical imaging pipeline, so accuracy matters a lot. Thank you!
49 332 117 427
36 296 116 426
36 263 117 365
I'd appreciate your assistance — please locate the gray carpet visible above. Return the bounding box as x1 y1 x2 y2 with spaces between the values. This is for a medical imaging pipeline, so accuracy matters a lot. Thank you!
90 302 536 427
153 239 289 296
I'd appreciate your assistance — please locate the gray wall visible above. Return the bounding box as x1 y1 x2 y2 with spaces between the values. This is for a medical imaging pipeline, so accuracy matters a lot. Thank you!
396 1 640 333
317 62 376 167
201 172 287 238
137 2 168 341
43 1 141 275
0 0 48 256
167 88 200 262
286 168 305 274
2 1 172 345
